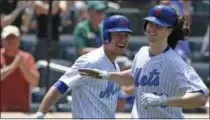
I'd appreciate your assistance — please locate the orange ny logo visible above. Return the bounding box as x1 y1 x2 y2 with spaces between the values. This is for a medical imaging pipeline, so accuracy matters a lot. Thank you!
154 8 161 16
120 19 126 25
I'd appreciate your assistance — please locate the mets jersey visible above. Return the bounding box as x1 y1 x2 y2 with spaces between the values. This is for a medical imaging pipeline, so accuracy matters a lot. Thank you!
131 46 209 118
58 47 120 118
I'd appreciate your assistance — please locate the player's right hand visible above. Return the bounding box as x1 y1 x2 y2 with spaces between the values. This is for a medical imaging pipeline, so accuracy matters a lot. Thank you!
78 68 109 79
33 112 45 119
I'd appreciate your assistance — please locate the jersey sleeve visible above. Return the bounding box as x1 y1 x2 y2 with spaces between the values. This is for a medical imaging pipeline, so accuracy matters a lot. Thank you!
173 61 209 96
73 24 87 49
58 57 95 90
131 46 149 78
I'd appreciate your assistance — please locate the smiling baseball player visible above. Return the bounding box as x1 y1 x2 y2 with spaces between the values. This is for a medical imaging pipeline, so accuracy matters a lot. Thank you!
34 15 132 118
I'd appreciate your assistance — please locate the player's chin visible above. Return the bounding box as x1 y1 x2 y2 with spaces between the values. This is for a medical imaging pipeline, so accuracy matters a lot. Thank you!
147 35 157 42
148 38 157 43
115 49 125 55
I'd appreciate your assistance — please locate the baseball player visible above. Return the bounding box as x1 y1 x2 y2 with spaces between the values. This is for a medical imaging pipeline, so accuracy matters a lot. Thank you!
79 5 209 118
34 15 132 118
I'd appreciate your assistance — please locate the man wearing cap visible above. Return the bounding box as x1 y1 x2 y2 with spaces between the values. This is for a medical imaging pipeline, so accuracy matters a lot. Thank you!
73 1 106 56
0 25 40 112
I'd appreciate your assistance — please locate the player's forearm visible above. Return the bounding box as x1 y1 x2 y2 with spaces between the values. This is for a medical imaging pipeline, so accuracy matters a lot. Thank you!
35 1 60 15
1 8 22 27
21 9 33 33
34 1 49 14
108 69 134 86
167 92 208 109
38 86 62 114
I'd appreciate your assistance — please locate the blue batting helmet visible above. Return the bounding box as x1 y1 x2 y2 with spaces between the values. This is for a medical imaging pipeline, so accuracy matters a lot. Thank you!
143 5 178 27
103 15 132 44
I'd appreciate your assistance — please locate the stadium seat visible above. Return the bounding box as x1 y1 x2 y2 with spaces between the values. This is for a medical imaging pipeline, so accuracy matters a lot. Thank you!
37 59 72 87
56 103 72 112
31 87 46 103
59 35 74 49
30 103 41 112
190 52 209 62
59 35 78 62
55 92 71 112
62 47 78 63
20 35 36 54
188 37 203 53
127 37 148 52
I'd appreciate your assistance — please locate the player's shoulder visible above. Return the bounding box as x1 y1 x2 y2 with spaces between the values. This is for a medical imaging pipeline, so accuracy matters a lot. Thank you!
165 49 188 69
166 49 185 61
135 46 149 55
134 45 149 59
139 46 149 52
74 47 104 66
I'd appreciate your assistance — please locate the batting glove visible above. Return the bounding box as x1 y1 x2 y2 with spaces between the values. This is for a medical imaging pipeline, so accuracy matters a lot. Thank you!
34 112 45 119
78 68 110 79
140 93 168 109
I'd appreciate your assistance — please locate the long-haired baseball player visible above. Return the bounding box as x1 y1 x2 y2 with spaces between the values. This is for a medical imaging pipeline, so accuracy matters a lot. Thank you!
34 15 132 118
79 5 209 118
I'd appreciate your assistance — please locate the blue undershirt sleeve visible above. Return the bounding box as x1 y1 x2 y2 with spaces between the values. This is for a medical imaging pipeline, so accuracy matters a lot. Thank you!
53 80 69 94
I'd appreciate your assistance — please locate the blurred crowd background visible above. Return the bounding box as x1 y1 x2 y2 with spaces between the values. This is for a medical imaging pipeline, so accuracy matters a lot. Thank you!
0 0 209 115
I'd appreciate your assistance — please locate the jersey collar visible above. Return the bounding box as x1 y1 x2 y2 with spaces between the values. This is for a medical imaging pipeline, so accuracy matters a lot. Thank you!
149 46 170 57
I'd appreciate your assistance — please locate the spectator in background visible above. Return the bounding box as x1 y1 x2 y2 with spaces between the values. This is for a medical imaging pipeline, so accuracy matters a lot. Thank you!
0 0 25 31
0 25 40 112
73 1 106 56
159 0 192 63
0 0 28 47
74 1 88 22
21 1 35 34
33 1 68 61
59 1 88 34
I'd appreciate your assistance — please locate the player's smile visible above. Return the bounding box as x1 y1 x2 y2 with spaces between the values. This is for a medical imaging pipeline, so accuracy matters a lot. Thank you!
117 43 126 48
147 31 157 36
109 31 130 53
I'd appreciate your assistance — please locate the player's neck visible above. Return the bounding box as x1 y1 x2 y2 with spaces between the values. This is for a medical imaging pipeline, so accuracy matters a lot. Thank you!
149 41 168 55
103 47 117 62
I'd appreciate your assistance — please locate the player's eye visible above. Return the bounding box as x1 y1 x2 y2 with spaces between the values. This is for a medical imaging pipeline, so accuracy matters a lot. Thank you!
148 22 162 29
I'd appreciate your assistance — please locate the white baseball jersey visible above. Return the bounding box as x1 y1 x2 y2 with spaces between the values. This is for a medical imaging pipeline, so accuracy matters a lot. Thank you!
58 47 120 118
131 46 209 118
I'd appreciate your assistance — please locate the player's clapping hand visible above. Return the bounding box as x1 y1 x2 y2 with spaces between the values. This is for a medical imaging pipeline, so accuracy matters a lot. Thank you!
139 93 168 109
78 68 109 79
